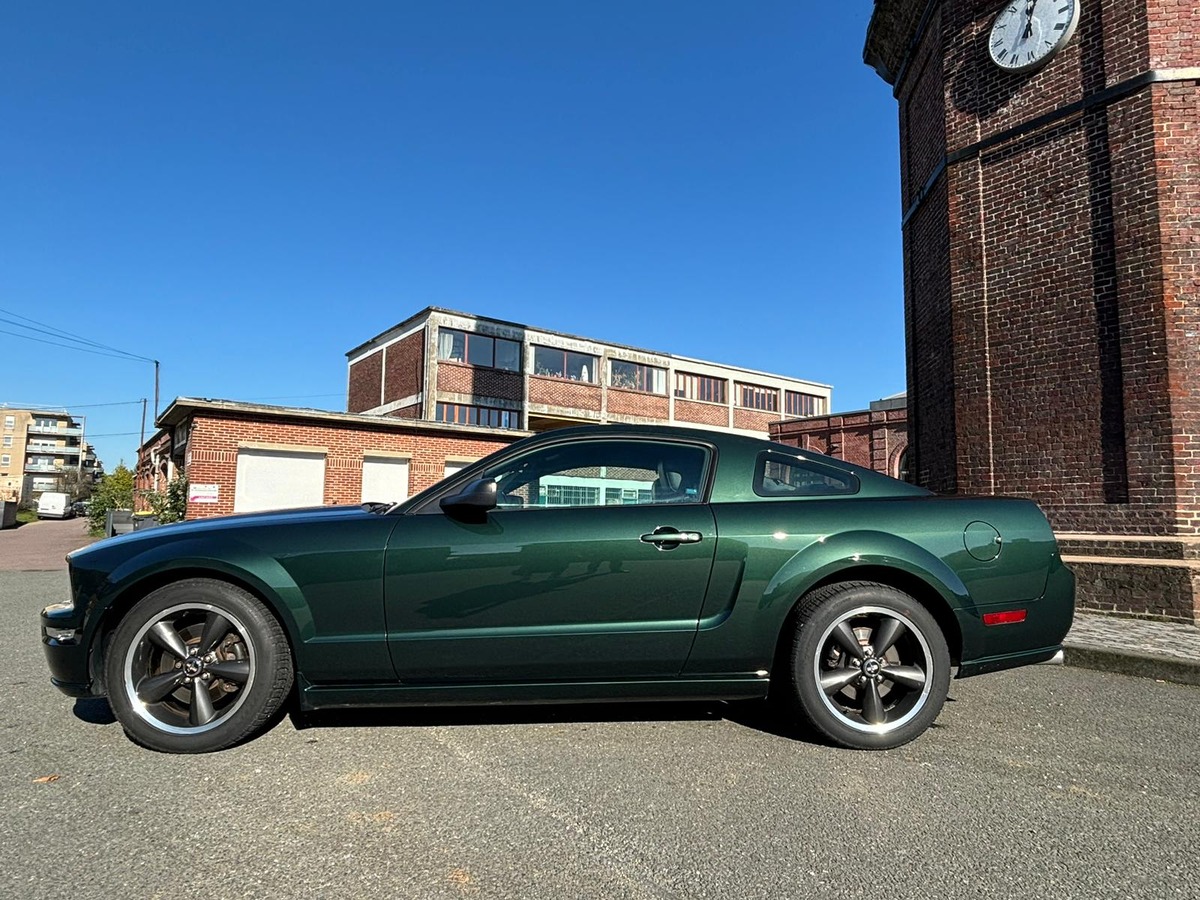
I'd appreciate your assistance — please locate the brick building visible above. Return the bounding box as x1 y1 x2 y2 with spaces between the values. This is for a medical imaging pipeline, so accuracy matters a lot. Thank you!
141 398 522 518
140 308 835 520
864 1 1199 621
771 393 909 480
347 307 831 436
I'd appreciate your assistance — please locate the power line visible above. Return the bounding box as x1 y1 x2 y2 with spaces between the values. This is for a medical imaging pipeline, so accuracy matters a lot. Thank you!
85 431 143 437
1 400 145 410
0 327 153 362
0 306 156 363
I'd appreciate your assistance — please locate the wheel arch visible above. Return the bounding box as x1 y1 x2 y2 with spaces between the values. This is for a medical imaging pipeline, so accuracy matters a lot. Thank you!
86 563 303 696
767 565 966 699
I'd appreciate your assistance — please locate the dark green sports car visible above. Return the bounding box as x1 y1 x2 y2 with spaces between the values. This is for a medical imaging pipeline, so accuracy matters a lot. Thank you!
42 424 1074 753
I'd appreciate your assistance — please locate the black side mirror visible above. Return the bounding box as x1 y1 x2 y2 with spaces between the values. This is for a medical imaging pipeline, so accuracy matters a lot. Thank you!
439 478 498 520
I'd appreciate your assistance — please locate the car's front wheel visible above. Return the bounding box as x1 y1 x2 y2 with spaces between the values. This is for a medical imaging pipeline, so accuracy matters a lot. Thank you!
104 579 294 753
785 581 950 750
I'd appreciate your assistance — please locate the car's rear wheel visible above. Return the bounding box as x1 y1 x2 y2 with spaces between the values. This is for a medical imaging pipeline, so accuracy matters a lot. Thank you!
104 579 293 753
785 581 950 750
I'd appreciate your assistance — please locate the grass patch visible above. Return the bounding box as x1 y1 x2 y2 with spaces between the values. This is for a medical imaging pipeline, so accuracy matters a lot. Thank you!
16 509 37 524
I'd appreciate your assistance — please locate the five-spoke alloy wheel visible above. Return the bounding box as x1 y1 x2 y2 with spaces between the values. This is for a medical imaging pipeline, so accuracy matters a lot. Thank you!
105 579 293 753
786 581 950 750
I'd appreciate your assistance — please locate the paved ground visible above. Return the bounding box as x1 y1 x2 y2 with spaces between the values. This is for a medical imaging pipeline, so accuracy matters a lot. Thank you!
4 569 1200 900
0 517 96 571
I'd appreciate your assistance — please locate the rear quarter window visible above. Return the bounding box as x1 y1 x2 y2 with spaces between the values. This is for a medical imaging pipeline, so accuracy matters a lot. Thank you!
754 452 859 498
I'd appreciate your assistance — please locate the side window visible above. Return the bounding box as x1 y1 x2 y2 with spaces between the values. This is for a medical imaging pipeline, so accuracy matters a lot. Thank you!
481 440 709 510
754 452 859 497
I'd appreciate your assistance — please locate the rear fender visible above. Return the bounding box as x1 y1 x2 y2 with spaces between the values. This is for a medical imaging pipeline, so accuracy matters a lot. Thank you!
760 531 976 653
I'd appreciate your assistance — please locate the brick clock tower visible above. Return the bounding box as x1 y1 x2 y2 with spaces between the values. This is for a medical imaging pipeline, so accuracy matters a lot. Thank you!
864 1 1199 622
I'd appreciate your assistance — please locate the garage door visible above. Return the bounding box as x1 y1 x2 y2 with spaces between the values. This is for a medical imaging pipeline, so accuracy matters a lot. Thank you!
362 456 409 504
234 448 326 513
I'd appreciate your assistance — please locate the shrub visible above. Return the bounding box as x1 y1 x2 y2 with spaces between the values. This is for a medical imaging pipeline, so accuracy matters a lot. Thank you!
140 475 189 524
87 464 136 536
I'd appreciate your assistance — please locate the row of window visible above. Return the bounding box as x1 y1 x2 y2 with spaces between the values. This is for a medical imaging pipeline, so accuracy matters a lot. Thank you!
435 402 521 430
435 328 826 415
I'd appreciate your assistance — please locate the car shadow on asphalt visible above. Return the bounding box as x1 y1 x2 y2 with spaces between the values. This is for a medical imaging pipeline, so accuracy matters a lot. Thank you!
72 698 117 725
70 695 829 746
288 699 820 743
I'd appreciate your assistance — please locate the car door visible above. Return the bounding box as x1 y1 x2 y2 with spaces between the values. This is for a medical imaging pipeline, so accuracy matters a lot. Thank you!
383 436 717 682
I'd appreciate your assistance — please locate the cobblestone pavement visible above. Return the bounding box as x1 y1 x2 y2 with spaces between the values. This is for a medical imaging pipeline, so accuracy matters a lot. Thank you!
0 518 96 572
1066 612 1200 663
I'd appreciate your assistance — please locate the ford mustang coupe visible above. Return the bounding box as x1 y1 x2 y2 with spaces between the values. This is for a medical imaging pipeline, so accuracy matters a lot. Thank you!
42 424 1074 753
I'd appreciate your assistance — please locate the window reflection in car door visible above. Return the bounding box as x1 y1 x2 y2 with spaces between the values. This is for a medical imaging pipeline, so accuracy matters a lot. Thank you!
384 438 718 682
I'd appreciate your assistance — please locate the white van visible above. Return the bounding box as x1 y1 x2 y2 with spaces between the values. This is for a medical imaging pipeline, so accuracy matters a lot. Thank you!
36 491 73 519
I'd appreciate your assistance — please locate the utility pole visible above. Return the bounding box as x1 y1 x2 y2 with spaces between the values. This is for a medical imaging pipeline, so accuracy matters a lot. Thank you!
140 398 147 449
154 360 160 419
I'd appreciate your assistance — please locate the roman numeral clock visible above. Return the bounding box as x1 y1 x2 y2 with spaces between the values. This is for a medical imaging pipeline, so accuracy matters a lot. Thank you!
989 0 1081 72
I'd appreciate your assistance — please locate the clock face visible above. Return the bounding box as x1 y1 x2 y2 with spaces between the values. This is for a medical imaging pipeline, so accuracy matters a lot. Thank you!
989 0 1081 73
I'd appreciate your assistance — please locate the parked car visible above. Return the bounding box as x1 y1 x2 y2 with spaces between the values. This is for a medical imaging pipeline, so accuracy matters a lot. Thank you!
36 492 73 520
41 424 1074 753
70 500 89 518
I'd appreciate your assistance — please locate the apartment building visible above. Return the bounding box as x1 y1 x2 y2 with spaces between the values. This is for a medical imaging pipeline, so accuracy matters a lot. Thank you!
0 408 99 503
346 307 831 436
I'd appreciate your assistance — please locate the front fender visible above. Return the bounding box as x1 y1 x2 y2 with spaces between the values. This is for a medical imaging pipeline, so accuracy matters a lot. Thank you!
88 536 313 671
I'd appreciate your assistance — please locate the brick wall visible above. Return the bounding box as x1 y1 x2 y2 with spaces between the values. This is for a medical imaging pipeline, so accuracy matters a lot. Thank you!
771 408 909 478
180 413 517 519
437 362 524 402
887 0 1198 535
383 331 424 405
347 350 383 413
674 399 727 428
528 376 602 412
607 387 669 420
732 409 779 433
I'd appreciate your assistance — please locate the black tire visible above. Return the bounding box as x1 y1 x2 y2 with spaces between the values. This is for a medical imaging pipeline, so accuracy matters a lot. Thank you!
104 578 294 753
785 581 950 750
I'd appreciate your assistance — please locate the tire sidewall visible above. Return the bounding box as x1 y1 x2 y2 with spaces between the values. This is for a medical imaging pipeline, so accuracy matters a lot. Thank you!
104 579 289 754
791 584 951 750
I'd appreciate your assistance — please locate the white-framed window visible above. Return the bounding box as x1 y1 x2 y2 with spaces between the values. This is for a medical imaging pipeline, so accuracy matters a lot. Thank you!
3 416 13 430
674 372 727 404
437 328 520 371
736 382 779 412
2 435 11 447
532 346 597 382
785 391 826 417
0 455 9 468
610 360 666 394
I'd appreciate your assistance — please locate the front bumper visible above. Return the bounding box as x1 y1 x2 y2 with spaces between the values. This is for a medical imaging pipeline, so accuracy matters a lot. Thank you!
41 601 99 698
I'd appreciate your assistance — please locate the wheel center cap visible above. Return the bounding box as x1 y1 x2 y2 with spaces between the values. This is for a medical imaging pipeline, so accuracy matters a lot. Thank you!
861 658 881 677
183 656 204 677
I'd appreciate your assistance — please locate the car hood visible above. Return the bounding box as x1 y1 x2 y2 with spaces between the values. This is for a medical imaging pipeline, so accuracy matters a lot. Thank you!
68 505 375 562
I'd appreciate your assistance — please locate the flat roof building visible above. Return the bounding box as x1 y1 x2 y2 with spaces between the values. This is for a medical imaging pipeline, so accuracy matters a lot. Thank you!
346 307 831 437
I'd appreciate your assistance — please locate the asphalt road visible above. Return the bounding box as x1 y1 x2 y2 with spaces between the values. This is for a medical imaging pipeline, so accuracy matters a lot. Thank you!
4 570 1199 900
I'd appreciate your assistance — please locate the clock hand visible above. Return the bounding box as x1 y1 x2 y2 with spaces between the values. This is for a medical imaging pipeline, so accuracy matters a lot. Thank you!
1024 0 1037 39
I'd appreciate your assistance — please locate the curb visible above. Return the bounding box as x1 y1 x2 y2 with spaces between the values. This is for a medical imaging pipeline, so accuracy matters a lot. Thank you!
1063 643 1200 687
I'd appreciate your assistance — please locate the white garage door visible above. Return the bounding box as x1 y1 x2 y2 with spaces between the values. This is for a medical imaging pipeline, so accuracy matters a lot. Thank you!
362 456 410 504
234 448 326 513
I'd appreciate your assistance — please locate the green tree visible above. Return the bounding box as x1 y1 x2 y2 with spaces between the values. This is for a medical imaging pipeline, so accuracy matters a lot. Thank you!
60 468 94 502
87 464 135 536
140 475 189 524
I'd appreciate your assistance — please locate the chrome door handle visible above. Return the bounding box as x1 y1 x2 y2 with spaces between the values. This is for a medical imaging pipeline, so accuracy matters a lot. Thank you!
639 529 703 546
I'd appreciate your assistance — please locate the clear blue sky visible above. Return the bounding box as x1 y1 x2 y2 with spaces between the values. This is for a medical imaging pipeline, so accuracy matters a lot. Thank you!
1 1 903 470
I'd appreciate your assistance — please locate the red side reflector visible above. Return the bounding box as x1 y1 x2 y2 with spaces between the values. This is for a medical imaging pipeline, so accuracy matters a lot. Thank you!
983 609 1027 626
